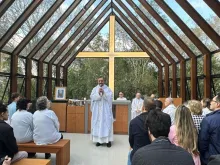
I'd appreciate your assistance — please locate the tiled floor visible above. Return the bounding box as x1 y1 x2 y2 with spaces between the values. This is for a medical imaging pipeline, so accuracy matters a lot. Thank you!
35 133 129 165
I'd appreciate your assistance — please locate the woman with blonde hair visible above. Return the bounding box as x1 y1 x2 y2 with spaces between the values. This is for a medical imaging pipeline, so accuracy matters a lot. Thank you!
168 105 201 165
187 100 204 132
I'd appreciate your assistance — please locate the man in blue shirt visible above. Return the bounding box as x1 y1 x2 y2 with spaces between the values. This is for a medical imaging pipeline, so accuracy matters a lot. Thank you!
8 93 20 123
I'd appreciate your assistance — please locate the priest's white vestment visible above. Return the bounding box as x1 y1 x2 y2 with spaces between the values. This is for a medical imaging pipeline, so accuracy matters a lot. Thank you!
131 98 144 119
90 84 113 143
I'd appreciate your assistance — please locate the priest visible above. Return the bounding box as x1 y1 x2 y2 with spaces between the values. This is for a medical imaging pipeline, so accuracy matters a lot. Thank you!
131 92 144 119
90 78 113 147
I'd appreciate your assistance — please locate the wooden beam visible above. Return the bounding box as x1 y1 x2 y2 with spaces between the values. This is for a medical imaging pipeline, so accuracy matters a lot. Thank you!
57 7 110 66
47 63 52 100
115 1 175 64
164 65 169 97
176 0 220 48
63 67 68 87
0 0 15 18
10 55 18 93
115 16 161 67
204 0 220 18
114 7 168 65
139 0 196 58
25 58 32 99
109 15 115 53
27 0 81 58
191 57 197 99
127 0 184 61
13 1 64 55
0 0 42 50
155 0 210 55
41 0 98 62
172 63 177 98
158 66 163 97
76 52 149 58
204 54 211 98
180 60 186 101
37 61 43 97
65 15 110 67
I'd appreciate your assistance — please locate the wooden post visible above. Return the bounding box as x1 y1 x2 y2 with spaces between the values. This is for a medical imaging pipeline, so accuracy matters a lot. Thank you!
47 63 52 100
25 58 32 99
172 63 177 98
164 65 169 97
37 61 43 97
204 54 211 98
191 57 197 99
10 55 18 93
63 67 68 87
180 61 186 101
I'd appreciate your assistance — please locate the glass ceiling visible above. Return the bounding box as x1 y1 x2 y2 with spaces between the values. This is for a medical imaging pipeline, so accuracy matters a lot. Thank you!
0 0 219 67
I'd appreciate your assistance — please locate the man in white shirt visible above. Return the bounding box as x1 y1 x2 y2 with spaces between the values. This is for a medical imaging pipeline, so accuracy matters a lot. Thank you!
131 93 144 119
163 98 176 125
116 92 127 101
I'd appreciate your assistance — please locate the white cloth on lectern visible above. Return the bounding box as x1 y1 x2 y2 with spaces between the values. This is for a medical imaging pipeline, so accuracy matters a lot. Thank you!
90 84 114 143
131 98 144 119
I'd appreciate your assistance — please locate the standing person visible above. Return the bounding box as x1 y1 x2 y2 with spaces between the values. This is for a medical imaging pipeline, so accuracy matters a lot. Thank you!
131 93 144 119
199 93 220 165
163 97 176 125
90 78 113 148
132 110 194 165
116 92 127 100
7 93 20 123
201 98 212 116
0 102 28 163
169 105 201 165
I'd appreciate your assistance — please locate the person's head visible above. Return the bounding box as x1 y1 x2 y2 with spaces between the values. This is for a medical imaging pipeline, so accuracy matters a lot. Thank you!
210 93 220 111
27 100 37 114
97 78 104 87
0 101 8 120
143 97 156 112
36 96 50 111
118 92 124 98
136 92 141 99
201 98 211 109
150 94 155 99
11 92 20 102
187 100 203 115
154 100 163 111
164 97 173 107
174 105 199 155
17 98 29 111
146 110 171 141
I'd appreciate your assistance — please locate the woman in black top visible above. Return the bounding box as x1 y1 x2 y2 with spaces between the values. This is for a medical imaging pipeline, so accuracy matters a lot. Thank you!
0 102 27 163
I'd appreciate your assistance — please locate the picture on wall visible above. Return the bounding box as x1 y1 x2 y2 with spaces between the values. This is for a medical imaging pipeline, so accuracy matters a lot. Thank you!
54 87 66 100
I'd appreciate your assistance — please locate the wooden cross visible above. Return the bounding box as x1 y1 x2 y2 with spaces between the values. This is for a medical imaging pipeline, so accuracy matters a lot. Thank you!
76 16 149 92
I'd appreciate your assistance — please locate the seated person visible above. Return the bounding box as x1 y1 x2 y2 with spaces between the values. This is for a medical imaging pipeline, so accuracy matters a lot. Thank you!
132 110 194 165
128 98 155 165
116 92 127 100
0 102 28 163
11 98 33 143
33 96 62 159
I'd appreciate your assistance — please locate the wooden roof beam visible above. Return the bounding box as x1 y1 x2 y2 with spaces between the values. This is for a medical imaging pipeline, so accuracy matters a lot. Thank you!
203 0 220 20
176 0 220 48
139 0 196 58
115 1 175 64
0 0 42 50
155 0 210 55
0 0 15 18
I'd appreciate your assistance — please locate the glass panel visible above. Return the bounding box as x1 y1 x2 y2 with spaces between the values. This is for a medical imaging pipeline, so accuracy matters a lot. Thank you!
0 76 10 103
176 63 180 78
84 22 109 52
43 79 47 96
177 80 180 97
212 52 220 75
164 0 218 51
20 1 74 57
188 0 220 36
162 67 165 79
43 63 48 77
60 67 63 79
186 79 191 100
52 65 56 78
17 77 25 96
197 57 204 76
18 58 26 75
0 0 32 38
169 65 172 78
32 60 38 76
0 52 11 73
31 78 37 100
4 0 56 51
197 78 204 100
186 60 191 77
212 78 220 97
169 81 172 96
52 79 56 97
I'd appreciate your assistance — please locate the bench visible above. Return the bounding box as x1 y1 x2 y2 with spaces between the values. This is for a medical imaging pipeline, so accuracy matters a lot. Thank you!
17 139 70 165
13 159 51 165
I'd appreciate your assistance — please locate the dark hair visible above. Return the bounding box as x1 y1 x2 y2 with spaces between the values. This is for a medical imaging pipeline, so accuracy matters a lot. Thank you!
202 98 211 109
17 98 28 110
28 100 37 114
154 100 163 111
144 97 156 111
0 101 7 113
147 110 171 138
11 92 20 101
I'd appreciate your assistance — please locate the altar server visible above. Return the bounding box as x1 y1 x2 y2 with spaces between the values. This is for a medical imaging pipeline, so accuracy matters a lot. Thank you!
131 93 144 119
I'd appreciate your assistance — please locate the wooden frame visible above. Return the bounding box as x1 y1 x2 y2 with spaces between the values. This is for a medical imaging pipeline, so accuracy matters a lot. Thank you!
54 86 66 100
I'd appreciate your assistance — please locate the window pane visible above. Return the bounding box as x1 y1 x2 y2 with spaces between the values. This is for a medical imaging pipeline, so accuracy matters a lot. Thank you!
52 65 56 78
0 76 10 103
31 78 37 100
186 60 191 77
18 58 26 75
197 57 204 76
17 77 25 96
43 63 48 77
186 79 191 100
212 52 220 75
197 78 204 100
212 78 220 97
176 63 180 78
32 60 38 76
0 52 11 73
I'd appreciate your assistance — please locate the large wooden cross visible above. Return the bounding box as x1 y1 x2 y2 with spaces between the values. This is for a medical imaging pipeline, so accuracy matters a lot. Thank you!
76 16 149 92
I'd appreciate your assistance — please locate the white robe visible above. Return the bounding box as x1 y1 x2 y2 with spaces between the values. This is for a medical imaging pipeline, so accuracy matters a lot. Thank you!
131 98 144 119
90 85 114 143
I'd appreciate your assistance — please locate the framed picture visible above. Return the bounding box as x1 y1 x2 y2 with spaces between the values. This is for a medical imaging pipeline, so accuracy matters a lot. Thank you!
54 87 66 100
